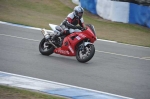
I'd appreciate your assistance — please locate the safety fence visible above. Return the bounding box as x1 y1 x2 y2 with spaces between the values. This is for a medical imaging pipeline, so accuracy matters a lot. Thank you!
72 0 150 28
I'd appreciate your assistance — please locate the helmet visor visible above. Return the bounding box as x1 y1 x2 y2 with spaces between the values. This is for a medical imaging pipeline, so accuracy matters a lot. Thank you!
78 12 83 17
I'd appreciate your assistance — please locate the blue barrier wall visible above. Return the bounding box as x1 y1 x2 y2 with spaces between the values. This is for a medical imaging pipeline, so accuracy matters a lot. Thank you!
129 3 150 28
80 0 97 15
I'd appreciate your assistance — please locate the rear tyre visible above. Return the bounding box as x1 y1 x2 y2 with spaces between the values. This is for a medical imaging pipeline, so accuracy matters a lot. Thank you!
76 44 95 63
39 38 54 56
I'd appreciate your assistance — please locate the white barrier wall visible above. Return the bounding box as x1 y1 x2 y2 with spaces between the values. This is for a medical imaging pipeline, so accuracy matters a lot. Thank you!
111 1 129 23
72 0 80 5
96 0 129 23
96 0 112 20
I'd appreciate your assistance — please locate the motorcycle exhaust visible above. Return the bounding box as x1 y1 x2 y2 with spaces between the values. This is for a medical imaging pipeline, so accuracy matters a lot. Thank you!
41 29 57 48
47 39 57 48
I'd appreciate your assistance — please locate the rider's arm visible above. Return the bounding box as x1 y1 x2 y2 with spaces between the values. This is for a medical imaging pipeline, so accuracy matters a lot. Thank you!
79 18 84 27
79 18 86 29
66 17 81 29
66 17 77 29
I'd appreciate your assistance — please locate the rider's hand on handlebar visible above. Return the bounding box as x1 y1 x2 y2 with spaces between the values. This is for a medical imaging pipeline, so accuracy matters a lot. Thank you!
81 27 85 31
76 26 82 30
76 26 87 31
81 27 87 31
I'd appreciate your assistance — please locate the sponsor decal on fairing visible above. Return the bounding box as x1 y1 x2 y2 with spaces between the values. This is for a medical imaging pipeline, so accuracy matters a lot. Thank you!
69 46 74 53
56 49 70 55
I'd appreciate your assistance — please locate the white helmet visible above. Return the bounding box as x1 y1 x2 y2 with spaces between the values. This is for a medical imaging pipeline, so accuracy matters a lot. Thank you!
73 6 84 18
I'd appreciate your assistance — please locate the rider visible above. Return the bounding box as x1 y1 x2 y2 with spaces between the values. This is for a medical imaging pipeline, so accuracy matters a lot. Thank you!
52 6 86 40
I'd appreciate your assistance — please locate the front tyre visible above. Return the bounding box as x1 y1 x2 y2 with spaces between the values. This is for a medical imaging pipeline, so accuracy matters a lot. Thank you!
76 44 95 63
39 38 54 56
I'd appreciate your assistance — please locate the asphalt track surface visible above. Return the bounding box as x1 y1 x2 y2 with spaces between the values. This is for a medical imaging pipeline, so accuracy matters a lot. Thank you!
0 23 150 99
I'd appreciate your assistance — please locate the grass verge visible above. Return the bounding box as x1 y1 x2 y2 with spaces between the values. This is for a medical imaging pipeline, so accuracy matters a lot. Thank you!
0 85 66 99
0 0 150 47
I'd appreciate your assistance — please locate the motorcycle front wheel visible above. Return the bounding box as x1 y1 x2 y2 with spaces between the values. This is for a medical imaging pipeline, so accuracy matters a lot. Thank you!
76 44 95 63
39 38 54 56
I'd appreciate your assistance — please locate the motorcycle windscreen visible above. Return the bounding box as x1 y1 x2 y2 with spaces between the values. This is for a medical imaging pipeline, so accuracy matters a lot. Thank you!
49 24 57 31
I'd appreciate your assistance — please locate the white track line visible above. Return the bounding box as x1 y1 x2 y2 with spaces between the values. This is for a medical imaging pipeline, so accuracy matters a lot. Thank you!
97 39 150 49
0 34 40 42
0 33 149 61
96 50 150 61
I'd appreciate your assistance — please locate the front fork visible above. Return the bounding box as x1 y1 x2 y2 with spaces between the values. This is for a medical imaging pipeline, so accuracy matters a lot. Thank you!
79 40 92 51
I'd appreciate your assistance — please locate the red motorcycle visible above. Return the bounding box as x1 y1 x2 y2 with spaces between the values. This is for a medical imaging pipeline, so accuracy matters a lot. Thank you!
39 24 97 63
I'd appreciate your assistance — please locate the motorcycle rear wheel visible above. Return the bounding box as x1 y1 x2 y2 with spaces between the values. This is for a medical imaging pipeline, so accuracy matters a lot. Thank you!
76 44 95 63
39 38 54 56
